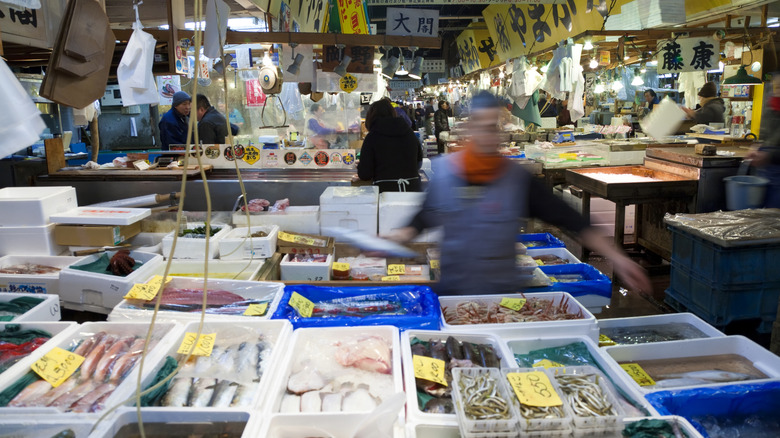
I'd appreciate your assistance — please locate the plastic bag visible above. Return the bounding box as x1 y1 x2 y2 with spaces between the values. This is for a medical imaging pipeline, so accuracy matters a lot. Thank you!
204 0 230 59
117 27 158 106
664 209 780 245
0 57 45 157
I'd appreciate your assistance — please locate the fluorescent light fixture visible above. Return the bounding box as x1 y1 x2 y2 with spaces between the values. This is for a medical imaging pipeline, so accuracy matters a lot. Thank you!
287 53 304 75
594 80 605 94
589 58 598 69
334 55 352 77
408 57 424 80
382 56 399 78
584 39 594 50
631 69 644 86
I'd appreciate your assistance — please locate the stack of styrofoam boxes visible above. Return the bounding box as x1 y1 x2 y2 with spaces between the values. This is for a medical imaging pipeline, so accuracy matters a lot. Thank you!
604 0 642 31
319 186 379 237
0 186 77 257
562 187 635 236
162 223 232 259
232 206 321 235
638 0 685 28
0 292 61 321
379 192 441 243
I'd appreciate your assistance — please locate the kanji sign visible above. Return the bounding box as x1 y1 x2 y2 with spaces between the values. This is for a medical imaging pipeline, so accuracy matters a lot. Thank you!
369 0 568 4
340 73 359 92
292 0 329 33
245 79 267 107
386 7 438 37
657 37 718 74
456 27 498 73
336 0 369 34
321 45 374 74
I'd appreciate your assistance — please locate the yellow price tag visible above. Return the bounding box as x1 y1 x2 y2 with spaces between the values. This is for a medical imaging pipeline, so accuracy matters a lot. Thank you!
599 334 617 347
412 355 447 386
243 302 269 316
177 332 217 357
533 359 564 369
124 275 172 301
381 276 401 282
278 231 326 247
31 347 85 388
289 291 315 318
535 259 544 266
549 276 558 282
506 371 563 407
429 259 440 270
620 363 656 386
332 262 350 271
500 297 527 312
559 153 578 160
387 264 406 275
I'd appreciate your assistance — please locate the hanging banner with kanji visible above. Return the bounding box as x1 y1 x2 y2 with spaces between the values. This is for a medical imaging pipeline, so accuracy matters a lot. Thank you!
386 7 438 37
336 0 369 34
456 27 498 73
245 79 267 107
656 37 718 74
321 45 374 74
292 0 329 33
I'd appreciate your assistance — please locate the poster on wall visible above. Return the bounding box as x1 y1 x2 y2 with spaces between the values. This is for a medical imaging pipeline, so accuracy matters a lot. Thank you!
246 79 268 107
656 37 718 74
157 76 182 106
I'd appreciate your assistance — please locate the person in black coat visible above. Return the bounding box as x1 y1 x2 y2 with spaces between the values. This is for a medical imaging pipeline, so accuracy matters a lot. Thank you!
434 101 450 154
356 98 423 193
195 94 229 144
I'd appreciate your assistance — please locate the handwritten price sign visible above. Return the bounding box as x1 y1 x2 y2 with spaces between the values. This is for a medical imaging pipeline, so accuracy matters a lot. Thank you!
620 363 656 386
599 334 617 347
332 262 350 271
506 371 563 407
177 332 217 357
289 292 315 318
381 276 401 282
243 302 268 316
533 359 564 369
387 264 406 275
125 275 172 301
499 297 527 312
413 355 447 386
31 347 85 388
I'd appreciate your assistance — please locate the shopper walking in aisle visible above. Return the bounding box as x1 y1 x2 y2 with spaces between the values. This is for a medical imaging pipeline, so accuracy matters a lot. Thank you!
158 91 191 150
748 73 780 207
195 94 229 144
356 98 422 193
414 103 425 129
391 91 652 296
424 98 436 135
434 101 450 154
681 82 725 125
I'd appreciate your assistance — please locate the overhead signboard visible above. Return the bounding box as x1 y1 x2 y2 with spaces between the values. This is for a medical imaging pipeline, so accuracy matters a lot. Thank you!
656 37 719 74
336 0 369 34
369 0 566 4
292 0 329 33
386 7 438 37
388 79 423 89
0 0 67 49
456 27 498 73
321 45 375 74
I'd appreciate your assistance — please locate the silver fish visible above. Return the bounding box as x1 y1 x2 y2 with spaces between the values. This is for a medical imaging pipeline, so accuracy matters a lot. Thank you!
230 383 255 407
209 380 239 407
653 378 712 388
162 377 192 407
235 342 260 382
192 346 219 374
189 377 217 407
215 345 236 373
658 370 755 382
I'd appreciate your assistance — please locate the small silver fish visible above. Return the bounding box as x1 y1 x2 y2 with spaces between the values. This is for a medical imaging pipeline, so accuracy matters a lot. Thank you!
235 342 259 382
658 370 755 382
189 377 217 407
653 378 711 389
162 377 192 407
230 383 255 407
209 380 239 407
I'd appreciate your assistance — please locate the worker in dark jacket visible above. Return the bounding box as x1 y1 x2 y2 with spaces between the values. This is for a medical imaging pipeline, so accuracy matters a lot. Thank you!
682 82 725 125
434 101 450 154
195 94 229 144
356 98 422 193
158 91 191 150
748 73 780 207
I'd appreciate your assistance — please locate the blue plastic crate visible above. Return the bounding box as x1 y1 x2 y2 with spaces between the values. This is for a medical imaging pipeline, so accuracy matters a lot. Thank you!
517 233 566 249
669 226 780 286
271 285 441 331
667 265 780 332
527 263 612 297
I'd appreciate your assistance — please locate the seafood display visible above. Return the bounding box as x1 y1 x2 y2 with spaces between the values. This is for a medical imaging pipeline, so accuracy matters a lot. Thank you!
112 421 248 438
553 372 619 419
619 354 767 389
287 254 329 263
532 254 572 265
4 331 158 413
411 336 502 414
179 226 222 238
693 414 780 438
0 296 45 321
600 323 710 345
250 230 269 238
443 296 583 325
129 287 271 316
548 274 585 283
108 250 136 276
0 325 52 373
279 333 395 414
0 264 61 275
292 292 418 318
455 369 512 420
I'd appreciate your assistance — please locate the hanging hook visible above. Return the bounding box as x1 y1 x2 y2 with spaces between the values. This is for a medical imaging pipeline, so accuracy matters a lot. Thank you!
133 0 144 29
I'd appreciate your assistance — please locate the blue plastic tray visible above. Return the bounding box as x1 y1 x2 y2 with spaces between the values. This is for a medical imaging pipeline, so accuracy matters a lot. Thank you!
517 233 566 249
528 263 612 297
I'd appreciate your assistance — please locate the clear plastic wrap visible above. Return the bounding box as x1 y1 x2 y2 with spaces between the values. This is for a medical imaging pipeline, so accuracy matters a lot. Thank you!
664 209 780 246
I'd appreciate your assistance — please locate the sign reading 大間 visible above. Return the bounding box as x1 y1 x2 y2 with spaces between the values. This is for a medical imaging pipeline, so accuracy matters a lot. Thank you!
386 7 438 37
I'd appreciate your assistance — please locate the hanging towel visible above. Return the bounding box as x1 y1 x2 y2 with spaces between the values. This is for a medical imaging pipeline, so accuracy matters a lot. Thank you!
205 0 230 59
117 25 158 106
0 58 45 157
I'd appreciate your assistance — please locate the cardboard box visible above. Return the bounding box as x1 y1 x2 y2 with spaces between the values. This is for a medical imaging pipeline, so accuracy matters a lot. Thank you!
276 232 335 255
53 222 141 246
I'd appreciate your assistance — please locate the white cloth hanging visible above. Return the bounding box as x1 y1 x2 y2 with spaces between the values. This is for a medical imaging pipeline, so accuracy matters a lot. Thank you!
117 6 158 106
568 65 585 122
678 72 706 109
204 0 230 59
0 57 45 157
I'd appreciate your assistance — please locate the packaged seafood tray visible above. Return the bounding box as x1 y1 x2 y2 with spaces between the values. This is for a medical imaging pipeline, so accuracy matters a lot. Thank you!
597 313 725 347
58 250 164 314
401 330 516 424
132 319 292 412
89 407 254 438
546 365 627 431
0 320 183 415
530 264 612 302
603 335 780 394
524 142 609 169
439 292 598 341
280 253 333 282
517 233 566 249
0 255 83 295
0 415 96 438
499 367 572 434
149 259 265 281
219 225 280 260
0 223 66 257
0 186 77 227
232 206 321 235
0 292 61 322
0 322 77 380
452 367 520 437
109 277 284 323
273 285 440 330
162 223 233 259
526 248 581 266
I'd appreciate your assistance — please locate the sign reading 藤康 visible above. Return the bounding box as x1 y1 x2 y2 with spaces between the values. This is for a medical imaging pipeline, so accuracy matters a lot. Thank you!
386 7 438 37
656 37 719 74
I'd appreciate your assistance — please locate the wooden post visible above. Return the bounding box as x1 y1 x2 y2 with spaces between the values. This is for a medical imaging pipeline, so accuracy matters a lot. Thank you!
90 116 100 163
762 4 769 28
44 138 66 174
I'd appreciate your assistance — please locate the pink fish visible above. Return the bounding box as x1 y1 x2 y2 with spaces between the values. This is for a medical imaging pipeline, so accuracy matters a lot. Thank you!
8 379 52 407
109 338 145 383
94 336 133 382
157 288 245 306
73 331 105 357
39 377 79 407
49 379 97 410
70 382 116 413
335 336 392 375
79 335 116 380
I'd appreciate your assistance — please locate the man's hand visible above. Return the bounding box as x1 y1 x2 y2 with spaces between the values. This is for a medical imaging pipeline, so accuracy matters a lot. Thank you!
385 226 418 244
611 255 653 294
746 148 771 167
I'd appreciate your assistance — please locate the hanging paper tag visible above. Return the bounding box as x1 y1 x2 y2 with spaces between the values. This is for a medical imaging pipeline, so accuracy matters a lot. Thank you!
620 363 656 386
533 359 564 369
243 302 268 316
412 355 447 386
599 334 617 347
429 259 440 269
387 264 406 275
506 371 563 407
289 291 315 317
332 262 350 271
124 275 172 301
177 332 217 357
381 276 400 282
500 297 527 312
31 347 85 388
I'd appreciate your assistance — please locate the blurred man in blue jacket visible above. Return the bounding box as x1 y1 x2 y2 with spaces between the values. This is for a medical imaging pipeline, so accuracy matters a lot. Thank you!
158 91 191 150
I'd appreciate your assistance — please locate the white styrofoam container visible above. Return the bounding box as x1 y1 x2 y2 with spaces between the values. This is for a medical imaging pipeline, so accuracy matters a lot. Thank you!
545 365 627 431
232 206 321 235
108 277 284 323
280 253 332 282
89 408 254 438
603 335 780 394
526 248 581 266
504 335 655 418
150 259 265 281
0 416 95 438
438 293 599 341
259 412 407 438
402 330 515 424
0 321 77 380
597 312 726 346
162 223 232 260
405 422 460 438
219 225 279 260
49 207 151 225
1 292 61 321
616 416 704 438
0 321 183 415
0 186 77 227
320 186 379 205
378 192 425 236
0 255 83 295
58 250 164 314
130 319 292 412
319 186 379 236
0 223 66 257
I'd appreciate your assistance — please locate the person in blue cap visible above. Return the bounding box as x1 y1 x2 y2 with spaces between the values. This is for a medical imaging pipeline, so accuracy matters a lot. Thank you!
159 91 191 150
390 91 652 296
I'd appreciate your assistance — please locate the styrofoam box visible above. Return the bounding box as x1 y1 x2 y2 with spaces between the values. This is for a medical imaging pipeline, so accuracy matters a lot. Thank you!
320 186 379 236
50 206 151 225
232 206 321 235
130 319 292 413
1 292 61 321
280 253 332 282
108 277 284 323
0 416 95 438
0 186 77 227
149 259 265 281
402 329 515 424
526 248 581 266
614 416 704 438
378 192 425 236
0 255 83 295
90 407 254 438
603 335 780 394
597 312 725 346
0 321 76 380
504 335 655 418
259 412 407 438
405 422 460 438
162 223 232 260
0 321 182 415
219 225 279 260
58 250 164 314
438 292 599 341
0 223 66 257
502 367 572 433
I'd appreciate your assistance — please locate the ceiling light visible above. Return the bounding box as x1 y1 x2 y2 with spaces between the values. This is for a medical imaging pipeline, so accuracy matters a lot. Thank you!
408 56 424 80
382 56 399 78
631 69 644 86
334 55 352 77
611 73 624 91
594 80 605 94
584 39 594 50
751 61 762 72
373 59 382 66
396 57 409 76
287 53 304 75
498 70 505 79
589 58 598 69
723 65 762 85
640 63 647 73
